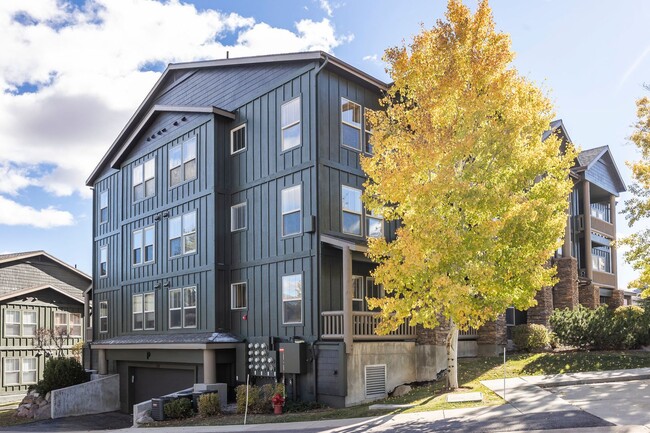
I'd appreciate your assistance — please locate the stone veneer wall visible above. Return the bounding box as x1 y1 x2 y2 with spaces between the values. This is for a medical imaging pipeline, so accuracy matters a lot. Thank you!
579 283 599 309
416 320 450 346
553 257 579 310
477 315 507 346
527 286 553 327
606 289 624 309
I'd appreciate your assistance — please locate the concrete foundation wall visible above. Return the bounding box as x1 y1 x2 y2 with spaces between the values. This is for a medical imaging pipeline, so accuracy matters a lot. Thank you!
344 342 446 406
51 374 120 419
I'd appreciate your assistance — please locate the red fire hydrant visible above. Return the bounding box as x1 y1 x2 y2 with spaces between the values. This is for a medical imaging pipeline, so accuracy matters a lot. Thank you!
272 393 285 415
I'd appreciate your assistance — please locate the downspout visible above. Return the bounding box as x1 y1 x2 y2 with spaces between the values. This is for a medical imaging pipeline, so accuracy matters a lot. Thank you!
312 54 328 401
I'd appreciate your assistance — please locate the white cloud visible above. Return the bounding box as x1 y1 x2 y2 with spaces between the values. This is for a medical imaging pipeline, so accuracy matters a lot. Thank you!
0 163 38 195
363 54 378 61
320 0 334 17
0 195 74 228
0 0 353 210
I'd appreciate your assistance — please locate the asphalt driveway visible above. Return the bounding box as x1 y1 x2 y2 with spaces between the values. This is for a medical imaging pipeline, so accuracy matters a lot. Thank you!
0 411 131 432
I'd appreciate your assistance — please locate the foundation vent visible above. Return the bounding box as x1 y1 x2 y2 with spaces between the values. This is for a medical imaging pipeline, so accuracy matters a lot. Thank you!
364 364 387 397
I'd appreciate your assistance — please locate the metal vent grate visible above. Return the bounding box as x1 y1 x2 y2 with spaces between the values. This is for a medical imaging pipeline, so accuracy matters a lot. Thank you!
365 364 387 397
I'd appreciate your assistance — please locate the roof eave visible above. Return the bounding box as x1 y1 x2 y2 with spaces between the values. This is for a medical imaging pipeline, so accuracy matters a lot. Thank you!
0 285 84 304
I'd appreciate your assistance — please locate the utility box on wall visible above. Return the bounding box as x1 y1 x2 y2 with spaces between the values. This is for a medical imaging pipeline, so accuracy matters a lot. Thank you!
278 342 307 374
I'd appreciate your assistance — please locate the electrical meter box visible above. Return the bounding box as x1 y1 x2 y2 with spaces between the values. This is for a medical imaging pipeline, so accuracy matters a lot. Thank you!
278 342 307 374
246 340 277 377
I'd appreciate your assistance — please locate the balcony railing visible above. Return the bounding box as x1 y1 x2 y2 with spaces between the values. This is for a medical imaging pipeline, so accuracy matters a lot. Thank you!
590 203 611 223
459 327 479 340
321 311 417 340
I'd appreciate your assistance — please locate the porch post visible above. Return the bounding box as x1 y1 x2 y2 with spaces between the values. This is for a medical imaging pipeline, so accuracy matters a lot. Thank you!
583 180 593 280
562 203 571 258
98 348 107 375
203 349 216 383
610 195 618 286
343 246 353 354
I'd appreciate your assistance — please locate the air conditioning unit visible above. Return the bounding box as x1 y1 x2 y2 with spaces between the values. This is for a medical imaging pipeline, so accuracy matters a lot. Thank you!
151 396 174 421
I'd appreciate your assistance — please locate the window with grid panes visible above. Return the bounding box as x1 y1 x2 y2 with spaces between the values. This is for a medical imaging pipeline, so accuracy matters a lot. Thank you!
231 202 247 232
99 245 108 277
342 186 363 235
231 282 247 309
4 311 20 337
169 210 196 257
133 158 155 201
282 274 302 324
99 301 108 333
99 190 108 224
231 124 246 154
133 226 155 265
281 185 301 237
281 97 301 151
341 98 362 151
169 136 197 186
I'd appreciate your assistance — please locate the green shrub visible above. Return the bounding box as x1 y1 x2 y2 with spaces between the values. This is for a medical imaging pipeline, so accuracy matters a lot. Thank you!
34 357 88 395
236 383 286 414
163 397 193 419
550 305 650 350
512 324 549 351
197 392 221 417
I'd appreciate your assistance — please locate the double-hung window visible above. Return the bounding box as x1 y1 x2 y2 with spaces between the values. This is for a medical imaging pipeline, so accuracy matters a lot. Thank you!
99 190 108 224
99 245 108 277
133 158 155 201
54 312 68 336
169 287 196 329
69 313 82 337
281 97 301 151
4 311 20 337
169 210 197 257
133 226 155 265
4 358 19 385
99 301 108 333
231 202 247 232
22 312 36 337
53 312 82 337
281 185 302 237
169 136 197 187
22 358 37 384
341 98 362 151
133 293 155 331
282 274 302 324
231 282 247 310
231 124 246 154
342 186 363 236
366 209 384 238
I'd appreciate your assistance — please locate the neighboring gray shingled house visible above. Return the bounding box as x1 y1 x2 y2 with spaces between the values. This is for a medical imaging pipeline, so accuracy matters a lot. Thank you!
0 251 90 401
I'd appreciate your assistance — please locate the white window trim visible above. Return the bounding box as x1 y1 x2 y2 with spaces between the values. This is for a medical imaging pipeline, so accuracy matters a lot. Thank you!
69 313 82 337
281 184 302 238
21 358 37 385
4 310 20 337
53 311 68 336
230 282 247 310
230 124 247 155
231 202 247 232
169 210 197 258
22 311 37 337
282 274 303 325
183 286 197 328
281 96 301 151
99 190 109 224
352 275 364 308
132 294 144 331
99 301 108 333
4 358 20 386
169 136 197 188
341 97 362 152
133 226 155 266
144 292 155 330
342 185 363 237
99 245 108 278
366 209 384 238
133 158 156 202
364 107 373 155
365 277 384 312
169 288 182 329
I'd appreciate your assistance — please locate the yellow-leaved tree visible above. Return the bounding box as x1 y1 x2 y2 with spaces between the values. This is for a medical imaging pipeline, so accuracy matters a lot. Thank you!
361 0 575 389
621 94 650 295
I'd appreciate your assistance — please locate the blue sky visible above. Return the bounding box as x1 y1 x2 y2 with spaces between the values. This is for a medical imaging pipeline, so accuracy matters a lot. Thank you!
0 0 649 289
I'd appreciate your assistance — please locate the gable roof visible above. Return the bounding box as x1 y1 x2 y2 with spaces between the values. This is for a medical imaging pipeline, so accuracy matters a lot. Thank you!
0 251 90 303
575 145 627 194
576 145 608 167
86 51 389 186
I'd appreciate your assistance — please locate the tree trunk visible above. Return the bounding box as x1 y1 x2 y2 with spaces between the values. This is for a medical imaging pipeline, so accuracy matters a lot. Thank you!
446 319 459 390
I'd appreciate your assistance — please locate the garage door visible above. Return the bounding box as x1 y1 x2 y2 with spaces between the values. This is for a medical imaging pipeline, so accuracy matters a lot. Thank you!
131 367 195 407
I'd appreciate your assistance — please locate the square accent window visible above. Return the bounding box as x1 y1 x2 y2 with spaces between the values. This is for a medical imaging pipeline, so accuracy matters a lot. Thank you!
366 209 384 238
133 226 155 265
133 158 155 201
342 186 363 236
231 202 247 232
231 124 246 154
169 210 197 257
281 97 301 151
169 136 197 187
4 311 20 337
282 274 302 324
352 275 364 311
169 287 196 329
281 185 302 237
4 358 19 386
364 108 373 155
341 98 362 151
99 190 108 224
99 245 108 277
22 358 37 384
22 311 36 337
99 301 108 333
231 282 247 310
